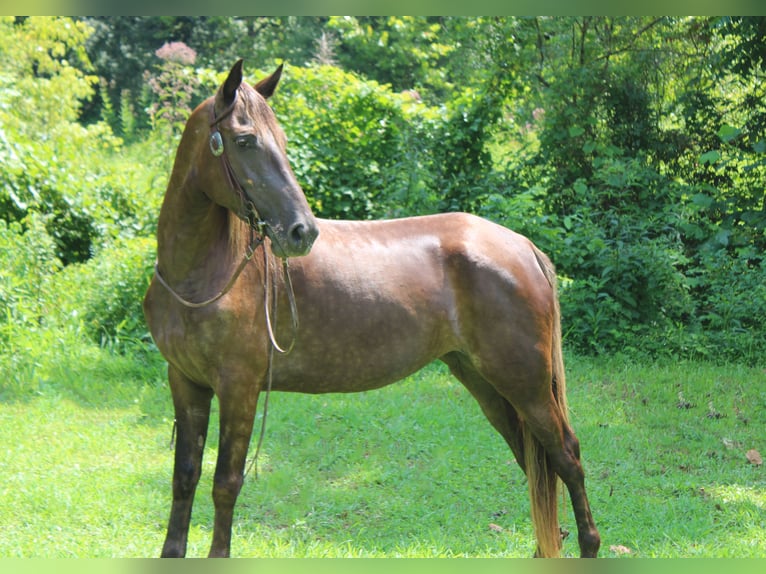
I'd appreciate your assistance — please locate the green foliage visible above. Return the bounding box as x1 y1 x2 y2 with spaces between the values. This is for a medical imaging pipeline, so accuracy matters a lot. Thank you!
685 249 766 363
0 215 67 397
144 42 200 137
0 17 96 130
2 19 766 558
0 16 134 264
429 86 502 213
0 214 155 362
0 215 61 333
0 16 167 358
547 156 693 356
490 16 766 362
326 17 457 98
2 16 766 365
274 65 442 219
54 236 157 351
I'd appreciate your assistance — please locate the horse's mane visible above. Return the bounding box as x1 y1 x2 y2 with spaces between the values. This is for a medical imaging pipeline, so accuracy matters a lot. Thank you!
227 210 249 258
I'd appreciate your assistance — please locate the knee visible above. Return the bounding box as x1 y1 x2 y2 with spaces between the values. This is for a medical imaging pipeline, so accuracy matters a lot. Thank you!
212 473 244 507
173 462 201 499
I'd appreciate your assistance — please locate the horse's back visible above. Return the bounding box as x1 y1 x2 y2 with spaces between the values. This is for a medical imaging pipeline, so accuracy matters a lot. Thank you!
308 211 538 264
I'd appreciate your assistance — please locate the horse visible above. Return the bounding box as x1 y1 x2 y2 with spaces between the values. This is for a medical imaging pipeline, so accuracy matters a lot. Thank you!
143 59 600 558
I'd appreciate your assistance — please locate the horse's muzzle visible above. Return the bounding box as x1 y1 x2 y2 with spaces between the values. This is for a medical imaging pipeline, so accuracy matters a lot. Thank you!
269 220 318 258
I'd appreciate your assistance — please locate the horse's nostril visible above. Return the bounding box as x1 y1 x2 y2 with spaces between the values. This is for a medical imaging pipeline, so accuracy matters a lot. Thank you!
287 221 317 254
289 223 306 245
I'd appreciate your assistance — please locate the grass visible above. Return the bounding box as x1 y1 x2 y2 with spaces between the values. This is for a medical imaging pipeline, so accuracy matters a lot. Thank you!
565 356 765 557
0 334 764 558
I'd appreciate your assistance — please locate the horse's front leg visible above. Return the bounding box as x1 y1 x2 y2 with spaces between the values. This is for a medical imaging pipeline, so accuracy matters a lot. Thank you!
162 366 214 558
208 379 260 558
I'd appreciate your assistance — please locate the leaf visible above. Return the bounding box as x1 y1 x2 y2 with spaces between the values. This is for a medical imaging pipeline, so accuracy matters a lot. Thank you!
714 229 730 247
568 125 585 138
699 150 720 165
717 124 742 143
691 192 714 208
488 523 504 533
609 544 632 555
572 180 588 195
746 449 762 466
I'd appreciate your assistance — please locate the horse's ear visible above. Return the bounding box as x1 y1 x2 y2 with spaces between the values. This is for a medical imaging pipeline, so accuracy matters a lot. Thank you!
222 59 244 106
254 63 283 100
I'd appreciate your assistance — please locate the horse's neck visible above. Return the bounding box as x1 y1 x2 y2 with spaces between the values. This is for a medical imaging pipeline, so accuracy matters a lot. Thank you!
156 113 251 290
156 178 236 287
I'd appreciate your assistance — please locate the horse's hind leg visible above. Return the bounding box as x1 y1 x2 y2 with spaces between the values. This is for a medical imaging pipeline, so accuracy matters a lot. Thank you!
444 351 599 557
518 395 600 557
441 352 526 469
478 353 598 557
162 366 214 558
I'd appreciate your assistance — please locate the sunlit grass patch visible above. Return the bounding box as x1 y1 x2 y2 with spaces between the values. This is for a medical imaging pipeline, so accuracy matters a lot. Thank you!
0 347 763 557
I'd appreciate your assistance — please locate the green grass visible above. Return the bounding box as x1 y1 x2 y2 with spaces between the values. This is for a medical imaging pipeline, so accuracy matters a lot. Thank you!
0 336 764 558
566 355 765 557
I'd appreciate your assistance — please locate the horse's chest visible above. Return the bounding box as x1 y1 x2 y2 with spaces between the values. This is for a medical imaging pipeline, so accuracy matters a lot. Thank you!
148 294 260 385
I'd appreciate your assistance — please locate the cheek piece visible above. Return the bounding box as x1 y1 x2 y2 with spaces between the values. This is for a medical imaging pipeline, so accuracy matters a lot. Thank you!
210 131 224 157
208 94 265 233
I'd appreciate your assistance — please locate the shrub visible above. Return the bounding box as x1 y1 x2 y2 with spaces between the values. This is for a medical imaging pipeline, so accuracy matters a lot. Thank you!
0 215 61 333
687 249 766 363
54 236 156 350
0 215 65 398
0 16 145 265
272 64 444 219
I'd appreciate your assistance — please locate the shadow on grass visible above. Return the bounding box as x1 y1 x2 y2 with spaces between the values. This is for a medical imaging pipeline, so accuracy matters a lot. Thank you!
0 331 171 424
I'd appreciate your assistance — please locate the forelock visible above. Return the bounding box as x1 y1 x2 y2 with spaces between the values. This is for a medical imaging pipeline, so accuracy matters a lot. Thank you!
238 83 279 131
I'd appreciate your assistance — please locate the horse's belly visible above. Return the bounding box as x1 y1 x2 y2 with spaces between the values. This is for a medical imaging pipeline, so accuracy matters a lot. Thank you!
269 236 457 392
271 352 438 393
270 302 453 393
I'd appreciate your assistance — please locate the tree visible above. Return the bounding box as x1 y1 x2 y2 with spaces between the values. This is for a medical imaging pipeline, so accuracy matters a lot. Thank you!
0 17 158 265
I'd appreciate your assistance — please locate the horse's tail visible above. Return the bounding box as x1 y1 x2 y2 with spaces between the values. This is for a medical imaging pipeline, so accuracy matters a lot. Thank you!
524 245 569 558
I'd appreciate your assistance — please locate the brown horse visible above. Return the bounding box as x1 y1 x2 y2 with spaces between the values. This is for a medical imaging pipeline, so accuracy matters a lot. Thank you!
143 60 600 558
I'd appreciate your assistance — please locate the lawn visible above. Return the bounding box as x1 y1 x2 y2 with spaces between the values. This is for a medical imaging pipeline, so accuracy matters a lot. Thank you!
0 343 763 558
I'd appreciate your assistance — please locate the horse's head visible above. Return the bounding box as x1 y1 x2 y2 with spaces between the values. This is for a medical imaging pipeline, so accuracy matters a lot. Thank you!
203 59 318 258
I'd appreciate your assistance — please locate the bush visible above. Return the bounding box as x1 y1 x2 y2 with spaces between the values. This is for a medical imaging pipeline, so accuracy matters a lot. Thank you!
0 215 66 398
272 64 444 219
54 236 156 350
0 215 61 334
0 17 161 265
687 250 766 363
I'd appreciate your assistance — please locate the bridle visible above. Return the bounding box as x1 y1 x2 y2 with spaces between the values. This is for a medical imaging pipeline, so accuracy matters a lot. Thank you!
154 90 298 349
208 92 265 234
155 91 302 476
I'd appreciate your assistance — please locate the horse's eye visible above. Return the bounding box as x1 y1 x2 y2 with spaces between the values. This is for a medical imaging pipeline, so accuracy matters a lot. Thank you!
235 135 256 149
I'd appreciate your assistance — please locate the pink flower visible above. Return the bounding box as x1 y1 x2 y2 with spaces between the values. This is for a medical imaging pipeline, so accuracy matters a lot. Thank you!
155 42 196 65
